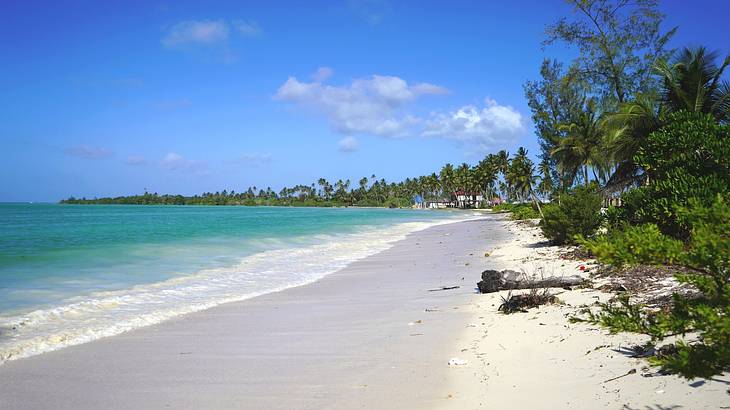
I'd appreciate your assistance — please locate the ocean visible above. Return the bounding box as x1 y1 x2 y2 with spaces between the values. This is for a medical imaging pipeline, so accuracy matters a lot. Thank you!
0 203 469 362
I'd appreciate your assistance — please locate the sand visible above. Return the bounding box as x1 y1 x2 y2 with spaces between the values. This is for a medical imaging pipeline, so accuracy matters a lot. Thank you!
1 215 727 409
450 218 729 409
0 216 507 409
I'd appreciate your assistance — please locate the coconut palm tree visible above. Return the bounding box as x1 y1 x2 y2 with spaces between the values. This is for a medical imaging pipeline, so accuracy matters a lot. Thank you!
602 47 730 189
553 98 606 186
656 47 730 122
439 163 455 198
476 154 499 203
536 158 554 199
507 147 544 218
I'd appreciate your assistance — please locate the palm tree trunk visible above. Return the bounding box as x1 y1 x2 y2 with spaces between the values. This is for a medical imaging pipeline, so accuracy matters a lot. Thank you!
530 189 544 219
584 165 589 185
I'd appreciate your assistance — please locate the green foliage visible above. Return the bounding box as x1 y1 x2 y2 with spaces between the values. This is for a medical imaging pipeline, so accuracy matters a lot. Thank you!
544 0 675 107
492 203 540 220
540 185 603 244
580 224 684 266
619 111 730 238
578 197 730 379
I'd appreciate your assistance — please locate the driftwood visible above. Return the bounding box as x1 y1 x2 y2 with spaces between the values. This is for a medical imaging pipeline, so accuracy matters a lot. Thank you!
477 269 586 294
428 286 460 292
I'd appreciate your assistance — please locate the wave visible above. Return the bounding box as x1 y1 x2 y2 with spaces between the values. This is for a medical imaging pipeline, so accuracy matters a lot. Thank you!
0 216 472 363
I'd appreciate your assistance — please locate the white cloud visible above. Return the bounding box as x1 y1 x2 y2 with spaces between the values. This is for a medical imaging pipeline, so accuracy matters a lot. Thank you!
312 66 334 82
233 20 262 36
422 98 525 153
338 136 359 152
160 152 206 172
65 145 113 160
274 74 447 137
161 19 261 49
234 153 273 166
162 20 229 48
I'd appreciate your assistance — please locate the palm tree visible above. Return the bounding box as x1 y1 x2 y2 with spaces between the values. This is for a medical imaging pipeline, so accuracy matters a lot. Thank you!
537 158 554 199
439 163 455 198
507 147 544 218
656 47 730 122
553 98 605 186
603 47 730 189
475 154 499 203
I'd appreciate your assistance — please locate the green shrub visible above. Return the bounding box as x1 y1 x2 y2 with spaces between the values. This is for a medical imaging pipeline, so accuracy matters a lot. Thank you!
511 204 541 220
580 224 685 266
620 111 730 239
492 203 540 220
577 196 730 380
540 185 602 244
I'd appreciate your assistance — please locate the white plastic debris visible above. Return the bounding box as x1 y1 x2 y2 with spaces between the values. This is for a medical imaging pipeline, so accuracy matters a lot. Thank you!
448 357 468 366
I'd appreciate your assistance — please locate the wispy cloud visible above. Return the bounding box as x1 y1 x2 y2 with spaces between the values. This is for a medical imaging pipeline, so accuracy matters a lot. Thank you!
274 74 447 137
233 19 262 36
161 19 261 50
125 155 147 165
338 136 359 153
65 145 113 160
312 66 334 82
160 152 207 172
232 153 273 167
162 20 229 48
349 0 392 25
422 98 525 154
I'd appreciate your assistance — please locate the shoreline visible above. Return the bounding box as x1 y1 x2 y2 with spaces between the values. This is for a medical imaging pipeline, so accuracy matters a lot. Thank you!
0 216 507 409
0 212 478 365
2 216 725 409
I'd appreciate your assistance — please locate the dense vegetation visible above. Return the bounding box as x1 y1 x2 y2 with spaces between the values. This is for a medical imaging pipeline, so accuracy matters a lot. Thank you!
539 185 602 245
62 147 547 209
521 0 729 380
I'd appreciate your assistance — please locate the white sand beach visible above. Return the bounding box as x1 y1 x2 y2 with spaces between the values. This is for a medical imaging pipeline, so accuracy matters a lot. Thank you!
1 215 727 409
451 218 729 409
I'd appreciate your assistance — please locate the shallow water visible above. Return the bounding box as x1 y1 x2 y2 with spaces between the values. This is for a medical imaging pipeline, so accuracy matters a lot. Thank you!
0 203 468 362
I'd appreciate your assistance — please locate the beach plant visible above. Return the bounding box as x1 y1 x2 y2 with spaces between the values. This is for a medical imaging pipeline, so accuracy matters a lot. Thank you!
498 288 559 314
539 184 602 245
617 111 730 239
576 196 730 380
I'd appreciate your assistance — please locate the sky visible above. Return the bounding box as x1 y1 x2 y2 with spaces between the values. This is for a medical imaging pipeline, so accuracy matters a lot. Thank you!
1 0 728 202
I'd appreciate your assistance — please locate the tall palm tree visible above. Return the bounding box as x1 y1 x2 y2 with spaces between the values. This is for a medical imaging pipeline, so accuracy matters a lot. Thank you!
507 148 543 217
603 47 730 189
553 98 605 186
477 154 499 202
439 163 455 198
537 158 554 199
656 47 730 122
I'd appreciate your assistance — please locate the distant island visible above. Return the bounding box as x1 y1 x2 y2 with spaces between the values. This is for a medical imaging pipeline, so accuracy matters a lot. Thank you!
61 149 537 209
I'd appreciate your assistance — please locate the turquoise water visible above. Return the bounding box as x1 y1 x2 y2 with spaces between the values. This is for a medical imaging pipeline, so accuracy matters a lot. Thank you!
0 203 467 362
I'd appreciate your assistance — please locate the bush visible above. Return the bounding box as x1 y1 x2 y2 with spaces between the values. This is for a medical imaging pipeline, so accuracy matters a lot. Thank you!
620 111 730 239
492 203 541 220
540 185 603 244
577 196 730 380
580 224 685 266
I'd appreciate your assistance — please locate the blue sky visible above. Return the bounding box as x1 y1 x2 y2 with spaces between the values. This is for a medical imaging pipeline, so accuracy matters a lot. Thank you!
1 0 728 202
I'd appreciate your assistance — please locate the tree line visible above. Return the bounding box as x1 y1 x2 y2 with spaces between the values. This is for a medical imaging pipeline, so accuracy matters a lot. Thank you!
61 147 560 207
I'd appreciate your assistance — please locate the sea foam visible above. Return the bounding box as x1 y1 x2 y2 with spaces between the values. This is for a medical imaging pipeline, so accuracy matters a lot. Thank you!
0 216 472 363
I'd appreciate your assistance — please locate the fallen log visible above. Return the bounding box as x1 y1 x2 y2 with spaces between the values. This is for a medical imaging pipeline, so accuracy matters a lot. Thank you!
428 286 460 292
477 269 586 294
